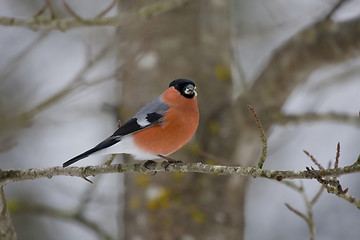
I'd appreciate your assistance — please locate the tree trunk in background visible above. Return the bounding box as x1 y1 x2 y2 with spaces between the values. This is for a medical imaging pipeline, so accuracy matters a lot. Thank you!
116 1 252 239
115 1 360 239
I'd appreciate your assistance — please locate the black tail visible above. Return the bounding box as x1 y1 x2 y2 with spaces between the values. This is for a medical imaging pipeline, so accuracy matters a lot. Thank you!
63 136 121 167
63 148 97 167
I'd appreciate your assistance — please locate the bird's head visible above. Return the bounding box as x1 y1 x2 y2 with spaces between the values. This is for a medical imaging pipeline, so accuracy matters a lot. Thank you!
169 79 197 99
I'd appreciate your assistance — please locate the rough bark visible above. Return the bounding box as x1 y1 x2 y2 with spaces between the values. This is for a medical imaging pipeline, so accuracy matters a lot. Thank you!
0 187 17 240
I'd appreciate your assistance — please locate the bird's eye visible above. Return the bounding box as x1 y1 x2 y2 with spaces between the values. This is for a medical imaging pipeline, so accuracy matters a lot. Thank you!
179 83 196 98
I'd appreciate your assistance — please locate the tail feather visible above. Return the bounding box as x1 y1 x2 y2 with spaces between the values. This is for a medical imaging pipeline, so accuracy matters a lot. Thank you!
63 136 121 167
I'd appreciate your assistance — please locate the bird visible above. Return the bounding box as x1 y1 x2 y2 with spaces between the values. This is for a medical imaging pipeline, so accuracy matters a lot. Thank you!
63 79 199 167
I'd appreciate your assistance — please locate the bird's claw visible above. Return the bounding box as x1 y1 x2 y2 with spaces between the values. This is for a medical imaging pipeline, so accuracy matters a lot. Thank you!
163 159 182 171
144 160 156 169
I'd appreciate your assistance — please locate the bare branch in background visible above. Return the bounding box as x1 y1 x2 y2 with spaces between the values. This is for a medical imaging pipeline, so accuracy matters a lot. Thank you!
46 0 57 19
272 112 360 126
285 203 308 221
25 42 114 117
282 156 333 240
11 201 114 240
323 0 349 20
32 2 48 18
284 181 325 240
0 187 17 240
63 1 84 22
0 39 115 150
0 0 190 31
0 31 50 84
96 0 118 19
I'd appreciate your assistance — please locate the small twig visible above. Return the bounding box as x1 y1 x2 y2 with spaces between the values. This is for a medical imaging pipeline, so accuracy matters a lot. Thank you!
327 161 332 170
352 154 360 166
285 203 308 221
303 150 324 170
33 2 49 18
306 167 360 208
334 142 340 169
63 1 84 22
247 105 267 169
323 0 348 20
96 0 117 19
310 185 325 205
103 154 116 166
81 169 94 184
284 181 317 240
81 175 93 184
46 0 56 19
282 180 303 192
306 167 348 194
333 142 341 181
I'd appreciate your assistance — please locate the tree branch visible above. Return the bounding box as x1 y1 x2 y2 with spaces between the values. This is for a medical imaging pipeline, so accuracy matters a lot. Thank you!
323 0 349 20
0 187 17 240
1 161 360 187
247 105 267 169
272 112 360 126
306 167 360 209
11 201 113 240
0 0 189 31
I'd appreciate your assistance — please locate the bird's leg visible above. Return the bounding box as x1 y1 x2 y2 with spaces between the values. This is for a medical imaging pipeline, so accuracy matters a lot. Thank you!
158 154 182 170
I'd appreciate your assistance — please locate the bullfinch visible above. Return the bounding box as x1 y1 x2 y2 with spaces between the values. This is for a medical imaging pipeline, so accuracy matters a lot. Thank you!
63 79 199 167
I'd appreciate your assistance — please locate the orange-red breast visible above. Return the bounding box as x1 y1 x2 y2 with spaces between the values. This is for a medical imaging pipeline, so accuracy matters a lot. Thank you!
63 79 199 167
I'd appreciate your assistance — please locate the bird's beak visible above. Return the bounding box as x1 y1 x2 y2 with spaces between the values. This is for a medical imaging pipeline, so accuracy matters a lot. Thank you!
184 84 197 97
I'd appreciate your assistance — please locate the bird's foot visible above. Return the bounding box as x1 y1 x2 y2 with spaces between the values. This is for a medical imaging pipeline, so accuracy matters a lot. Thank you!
144 160 156 169
158 155 182 170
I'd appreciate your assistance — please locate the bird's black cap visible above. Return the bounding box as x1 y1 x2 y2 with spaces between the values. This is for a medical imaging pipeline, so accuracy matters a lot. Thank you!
169 79 197 99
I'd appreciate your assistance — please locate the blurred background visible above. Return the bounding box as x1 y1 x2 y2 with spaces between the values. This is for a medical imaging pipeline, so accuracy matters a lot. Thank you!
0 0 360 239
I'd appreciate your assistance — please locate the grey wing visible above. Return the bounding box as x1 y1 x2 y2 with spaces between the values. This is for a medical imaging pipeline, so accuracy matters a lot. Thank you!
134 96 169 127
111 96 169 138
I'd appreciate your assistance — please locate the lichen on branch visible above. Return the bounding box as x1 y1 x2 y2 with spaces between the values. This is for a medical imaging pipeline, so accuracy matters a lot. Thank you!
1 161 360 187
